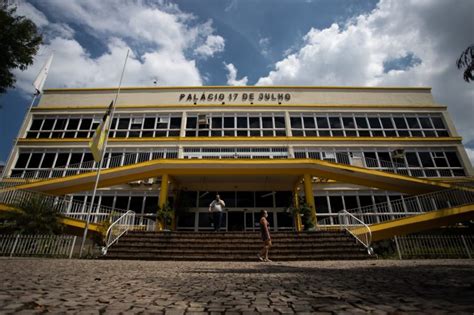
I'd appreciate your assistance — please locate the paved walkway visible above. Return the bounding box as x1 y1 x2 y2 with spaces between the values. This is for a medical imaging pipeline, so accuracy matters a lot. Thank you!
0 259 473 314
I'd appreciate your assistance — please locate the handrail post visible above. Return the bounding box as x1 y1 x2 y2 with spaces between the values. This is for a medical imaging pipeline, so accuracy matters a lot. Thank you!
460 235 471 259
10 234 20 258
394 236 402 260
69 236 77 259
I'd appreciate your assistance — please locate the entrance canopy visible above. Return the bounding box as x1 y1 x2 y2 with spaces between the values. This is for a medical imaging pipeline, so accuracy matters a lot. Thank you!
9 159 455 195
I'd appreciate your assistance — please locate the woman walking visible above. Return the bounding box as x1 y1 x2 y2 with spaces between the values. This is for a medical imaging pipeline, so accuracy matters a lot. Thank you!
258 210 272 262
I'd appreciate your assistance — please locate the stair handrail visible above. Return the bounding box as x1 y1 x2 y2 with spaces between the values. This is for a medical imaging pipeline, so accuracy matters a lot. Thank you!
338 209 373 254
103 210 136 255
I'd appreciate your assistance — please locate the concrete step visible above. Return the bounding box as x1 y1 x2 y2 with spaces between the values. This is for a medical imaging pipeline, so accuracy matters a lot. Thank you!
104 230 374 261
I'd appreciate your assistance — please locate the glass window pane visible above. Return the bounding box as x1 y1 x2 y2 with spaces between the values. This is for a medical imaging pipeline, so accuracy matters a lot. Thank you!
55 153 69 167
406 117 420 128
431 117 445 129
355 117 368 128
290 117 302 128
262 117 273 129
303 117 315 128
274 116 285 128
315 196 329 213
67 119 80 130
41 119 55 130
419 117 433 128
170 117 182 129
187 117 197 129
15 153 30 168
30 119 43 130
224 117 234 128
249 117 260 128
316 116 329 128
329 117 342 128
237 117 247 128
418 152 434 167
54 119 67 130
445 152 462 167
342 117 355 128
329 196 344 212
27 153 43 168
40 153 56 168
256 191 274 207
393 117 408 129
80 119 92 130
405 152 420 167
368 117 381 128
380 118 394 128
213 117 223 129
236 191 254 207
69 153 83 165
118 118 130 129
144 118 155 129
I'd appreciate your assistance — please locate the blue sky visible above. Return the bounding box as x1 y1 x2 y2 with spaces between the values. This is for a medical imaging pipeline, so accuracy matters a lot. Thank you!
1 0 473 165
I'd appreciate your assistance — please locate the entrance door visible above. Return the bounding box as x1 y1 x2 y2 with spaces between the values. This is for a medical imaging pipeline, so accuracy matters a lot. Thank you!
227 211 245 231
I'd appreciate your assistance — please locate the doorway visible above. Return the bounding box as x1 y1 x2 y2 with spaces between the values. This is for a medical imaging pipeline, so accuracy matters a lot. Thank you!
227 211 245 231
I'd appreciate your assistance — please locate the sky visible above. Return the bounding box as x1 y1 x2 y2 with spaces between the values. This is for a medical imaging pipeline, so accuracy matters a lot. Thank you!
0 0 473 166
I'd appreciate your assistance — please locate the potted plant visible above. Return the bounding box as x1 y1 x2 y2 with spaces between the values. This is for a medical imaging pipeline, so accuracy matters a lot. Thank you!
156 203 174 231
289 202 315 231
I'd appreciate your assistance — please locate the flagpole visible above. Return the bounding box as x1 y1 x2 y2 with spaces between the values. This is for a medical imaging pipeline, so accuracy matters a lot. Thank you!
79 49 130 258
1 53 53 182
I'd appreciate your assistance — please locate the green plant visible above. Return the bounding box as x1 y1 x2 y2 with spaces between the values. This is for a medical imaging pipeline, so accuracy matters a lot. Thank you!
156 203 174 230
289 202 314 230
0 195 63 235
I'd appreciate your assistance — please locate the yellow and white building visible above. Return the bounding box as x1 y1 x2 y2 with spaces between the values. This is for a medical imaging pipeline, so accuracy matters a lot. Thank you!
4 86 473 231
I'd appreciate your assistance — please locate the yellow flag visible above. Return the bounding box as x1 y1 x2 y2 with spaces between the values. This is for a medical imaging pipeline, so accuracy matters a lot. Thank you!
89 101 113 162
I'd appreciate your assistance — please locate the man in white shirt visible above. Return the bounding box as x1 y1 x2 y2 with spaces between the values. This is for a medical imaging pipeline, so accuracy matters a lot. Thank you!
209 194 225 231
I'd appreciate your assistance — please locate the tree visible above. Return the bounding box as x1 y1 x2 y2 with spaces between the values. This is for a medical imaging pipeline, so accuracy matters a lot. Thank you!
0 4 43 93
456 44 474 83
0 195 63 234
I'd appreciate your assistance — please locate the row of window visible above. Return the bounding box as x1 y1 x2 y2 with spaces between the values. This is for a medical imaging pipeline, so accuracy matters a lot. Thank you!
10 147 465 179
294 149 465 177
290 113 448 138
25 112 450 139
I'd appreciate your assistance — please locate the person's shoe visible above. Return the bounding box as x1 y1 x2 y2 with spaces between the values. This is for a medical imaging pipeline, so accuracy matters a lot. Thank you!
264 258 272 262
258 255 264 262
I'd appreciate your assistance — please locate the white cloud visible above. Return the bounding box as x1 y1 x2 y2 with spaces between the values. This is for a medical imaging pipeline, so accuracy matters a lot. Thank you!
224 63 248 86
257 0 474 147
259 37 270 57
195 35 225 58
13 0 226 93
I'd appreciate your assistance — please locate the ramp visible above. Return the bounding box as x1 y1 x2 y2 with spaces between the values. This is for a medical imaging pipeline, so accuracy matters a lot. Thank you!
346 189 474 242
3 158 458 195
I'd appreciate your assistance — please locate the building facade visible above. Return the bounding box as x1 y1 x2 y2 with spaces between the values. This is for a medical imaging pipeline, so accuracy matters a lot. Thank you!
4 86 473 231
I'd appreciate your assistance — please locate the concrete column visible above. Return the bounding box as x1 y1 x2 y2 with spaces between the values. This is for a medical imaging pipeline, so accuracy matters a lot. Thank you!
293 183 302 232
157 174 169 230
303 173 316 226
284 111 292 137
159 174 169 207
180 112 187 137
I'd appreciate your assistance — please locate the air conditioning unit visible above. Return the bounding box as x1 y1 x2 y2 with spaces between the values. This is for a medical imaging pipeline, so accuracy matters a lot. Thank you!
143 178 154 185
391 149 405 159
198 114 209 125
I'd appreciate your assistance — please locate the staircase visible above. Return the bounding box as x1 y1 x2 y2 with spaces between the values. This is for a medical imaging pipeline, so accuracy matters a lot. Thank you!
104 230 373 261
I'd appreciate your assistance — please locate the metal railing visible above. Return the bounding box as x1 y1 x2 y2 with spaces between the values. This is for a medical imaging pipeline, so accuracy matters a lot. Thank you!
0 234 76 258
338 210 373 254
394 235 473 259
0 188 129 223
341 188 474 225
102 210 136 255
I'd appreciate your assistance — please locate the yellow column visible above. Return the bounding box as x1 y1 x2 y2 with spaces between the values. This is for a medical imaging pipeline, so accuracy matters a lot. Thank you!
293 183 302 232
157 174 169 230
303 174 316 227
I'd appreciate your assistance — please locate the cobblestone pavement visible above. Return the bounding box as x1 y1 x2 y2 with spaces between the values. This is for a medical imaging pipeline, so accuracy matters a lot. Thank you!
0 258 473 314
